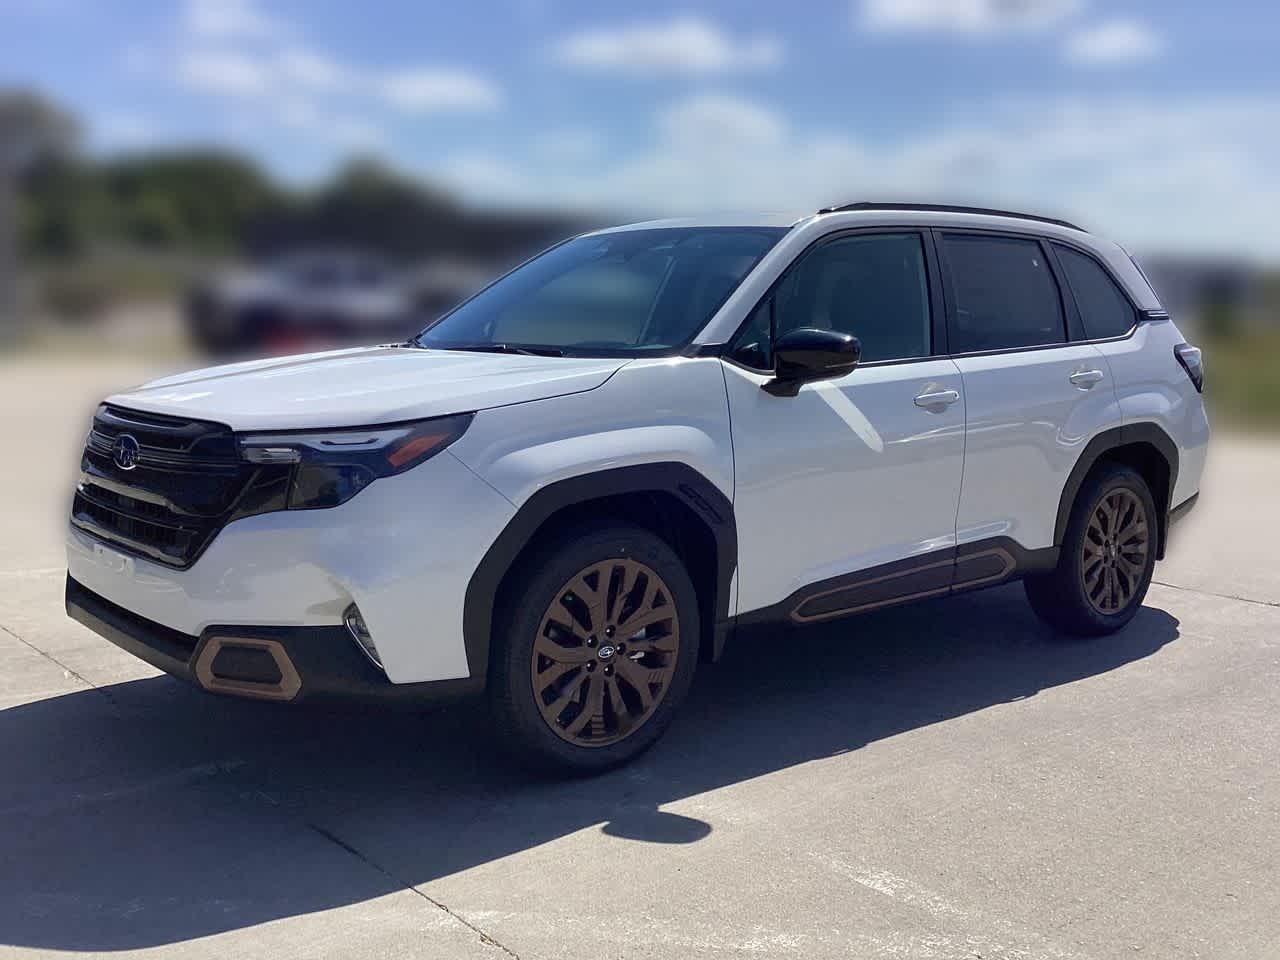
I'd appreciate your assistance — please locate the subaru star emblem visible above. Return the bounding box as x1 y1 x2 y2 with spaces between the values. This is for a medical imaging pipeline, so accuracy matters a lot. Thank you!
596 644 616 661
112 434 141 471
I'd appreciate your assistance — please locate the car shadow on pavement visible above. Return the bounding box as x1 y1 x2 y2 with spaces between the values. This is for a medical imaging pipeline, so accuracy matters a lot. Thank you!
0 583 1180 952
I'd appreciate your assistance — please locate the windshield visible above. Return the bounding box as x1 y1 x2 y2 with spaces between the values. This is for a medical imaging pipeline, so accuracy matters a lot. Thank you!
414 227 787 356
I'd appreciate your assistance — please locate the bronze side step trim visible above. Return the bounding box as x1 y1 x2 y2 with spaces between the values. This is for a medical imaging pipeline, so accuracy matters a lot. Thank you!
789 546 1018 624
790 557 955 624
952 546 1017 590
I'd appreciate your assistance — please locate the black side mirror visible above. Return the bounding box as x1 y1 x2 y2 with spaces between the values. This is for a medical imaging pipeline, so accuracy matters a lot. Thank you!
764 328 861 397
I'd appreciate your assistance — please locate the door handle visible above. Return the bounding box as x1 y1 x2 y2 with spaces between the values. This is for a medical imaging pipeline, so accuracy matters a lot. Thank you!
1070 369 1105 388
913 388 960 409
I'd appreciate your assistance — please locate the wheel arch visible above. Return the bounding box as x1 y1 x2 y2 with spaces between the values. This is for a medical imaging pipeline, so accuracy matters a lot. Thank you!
462 462 737 684
1054 423 1179 560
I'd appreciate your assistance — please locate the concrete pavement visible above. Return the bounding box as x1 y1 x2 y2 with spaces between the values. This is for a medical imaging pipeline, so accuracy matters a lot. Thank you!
2 355 1278 959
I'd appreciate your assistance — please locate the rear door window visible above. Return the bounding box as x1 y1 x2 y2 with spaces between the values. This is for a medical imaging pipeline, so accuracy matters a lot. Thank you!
940 234 1066 353
1054 244 1137 340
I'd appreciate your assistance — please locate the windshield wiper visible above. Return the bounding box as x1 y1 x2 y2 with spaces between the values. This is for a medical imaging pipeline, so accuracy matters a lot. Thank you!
426 342 566 358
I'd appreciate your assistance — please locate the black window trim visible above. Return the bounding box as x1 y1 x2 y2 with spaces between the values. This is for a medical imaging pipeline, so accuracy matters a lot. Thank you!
711 222 1167 372
718 226 947 374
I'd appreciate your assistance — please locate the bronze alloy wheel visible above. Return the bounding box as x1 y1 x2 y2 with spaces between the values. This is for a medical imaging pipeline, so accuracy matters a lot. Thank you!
1081 486 1150 614
531 557 680 747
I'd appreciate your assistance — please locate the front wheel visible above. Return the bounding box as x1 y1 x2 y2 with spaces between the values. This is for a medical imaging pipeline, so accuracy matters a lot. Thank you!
488 524 699 775
1025 463 1158 637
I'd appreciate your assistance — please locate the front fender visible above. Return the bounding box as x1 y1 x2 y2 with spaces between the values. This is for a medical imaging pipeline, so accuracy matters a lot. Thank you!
448 357 737 679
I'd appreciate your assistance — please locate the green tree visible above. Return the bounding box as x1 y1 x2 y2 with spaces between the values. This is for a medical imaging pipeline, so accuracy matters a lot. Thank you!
0 89 77 340
98 149 286 252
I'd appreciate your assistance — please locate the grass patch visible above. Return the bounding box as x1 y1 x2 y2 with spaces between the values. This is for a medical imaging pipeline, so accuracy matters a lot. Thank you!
1203 330 1280 430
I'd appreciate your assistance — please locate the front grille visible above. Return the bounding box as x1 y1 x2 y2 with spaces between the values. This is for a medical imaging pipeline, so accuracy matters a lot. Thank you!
72 405 280 568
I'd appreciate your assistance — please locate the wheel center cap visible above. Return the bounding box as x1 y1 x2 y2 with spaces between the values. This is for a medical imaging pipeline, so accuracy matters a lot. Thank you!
597 644 616 661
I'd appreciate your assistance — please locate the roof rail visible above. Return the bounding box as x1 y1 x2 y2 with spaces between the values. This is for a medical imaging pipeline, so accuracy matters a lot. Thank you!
816 202 1085 232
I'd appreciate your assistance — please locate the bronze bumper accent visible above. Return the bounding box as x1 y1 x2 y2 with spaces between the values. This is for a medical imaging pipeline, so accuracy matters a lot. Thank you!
193 635 303 702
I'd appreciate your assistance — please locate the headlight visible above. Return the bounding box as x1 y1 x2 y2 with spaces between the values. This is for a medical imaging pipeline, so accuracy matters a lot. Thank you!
238 413 473 509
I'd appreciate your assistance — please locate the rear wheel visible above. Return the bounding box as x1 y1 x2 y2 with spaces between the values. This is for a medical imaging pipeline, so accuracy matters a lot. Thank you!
1025 463 1157 637
488 524 699 774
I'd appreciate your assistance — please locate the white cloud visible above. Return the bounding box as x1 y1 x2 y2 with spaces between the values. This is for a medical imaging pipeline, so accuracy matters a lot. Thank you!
427 92 1280 258
860 0 1082 34
176 45 501 118
273 97 384 148
329 118 384 149
178 0 500 115
659 94 786 149
531 128 603 164
184 0 286 40
1065 19 1163 64
94 112 158 150
120 43 155 75
179 48 346 99
439 152 534 198
277 47 348 90
178 49 271 96
378 68 502 112
276 98 321 129
556 16 781 74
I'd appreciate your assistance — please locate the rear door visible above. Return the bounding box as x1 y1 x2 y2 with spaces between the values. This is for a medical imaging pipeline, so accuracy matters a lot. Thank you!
724 229 966 617
937 231 1121 557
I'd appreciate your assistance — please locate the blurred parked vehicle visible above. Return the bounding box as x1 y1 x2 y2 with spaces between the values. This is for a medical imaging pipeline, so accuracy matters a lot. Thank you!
185 249 483 355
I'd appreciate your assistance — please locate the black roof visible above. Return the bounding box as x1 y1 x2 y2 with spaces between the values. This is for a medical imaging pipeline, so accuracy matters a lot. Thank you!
816 202 1085 232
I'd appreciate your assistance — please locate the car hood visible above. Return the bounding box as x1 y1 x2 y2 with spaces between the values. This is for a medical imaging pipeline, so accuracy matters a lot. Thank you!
105 345 627 431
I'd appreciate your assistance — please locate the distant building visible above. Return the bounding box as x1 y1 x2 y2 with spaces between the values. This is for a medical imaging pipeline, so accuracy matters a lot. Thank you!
1137 256 1264 330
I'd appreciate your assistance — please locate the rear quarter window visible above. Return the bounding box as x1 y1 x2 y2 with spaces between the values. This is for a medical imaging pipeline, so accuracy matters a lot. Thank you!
1054 244 1138 340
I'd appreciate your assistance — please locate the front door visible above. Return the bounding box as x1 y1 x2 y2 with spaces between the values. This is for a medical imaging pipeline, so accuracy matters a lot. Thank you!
723 230 966 618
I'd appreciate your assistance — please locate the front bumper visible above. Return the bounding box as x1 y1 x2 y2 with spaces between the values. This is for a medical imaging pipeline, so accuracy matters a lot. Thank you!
66 576 480 705
65 449 516 685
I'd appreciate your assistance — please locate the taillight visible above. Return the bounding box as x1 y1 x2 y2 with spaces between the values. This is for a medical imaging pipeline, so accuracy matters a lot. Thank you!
1174 343 1203 393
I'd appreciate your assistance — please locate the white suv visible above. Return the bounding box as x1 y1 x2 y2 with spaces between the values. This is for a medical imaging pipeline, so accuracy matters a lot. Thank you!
66 203 1209 773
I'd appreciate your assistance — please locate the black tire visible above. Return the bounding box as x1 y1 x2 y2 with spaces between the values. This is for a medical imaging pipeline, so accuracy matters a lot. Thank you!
487 523 699 775
1025 462 1158 638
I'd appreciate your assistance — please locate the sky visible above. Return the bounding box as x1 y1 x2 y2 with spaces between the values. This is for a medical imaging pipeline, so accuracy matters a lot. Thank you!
2 0 1278 258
